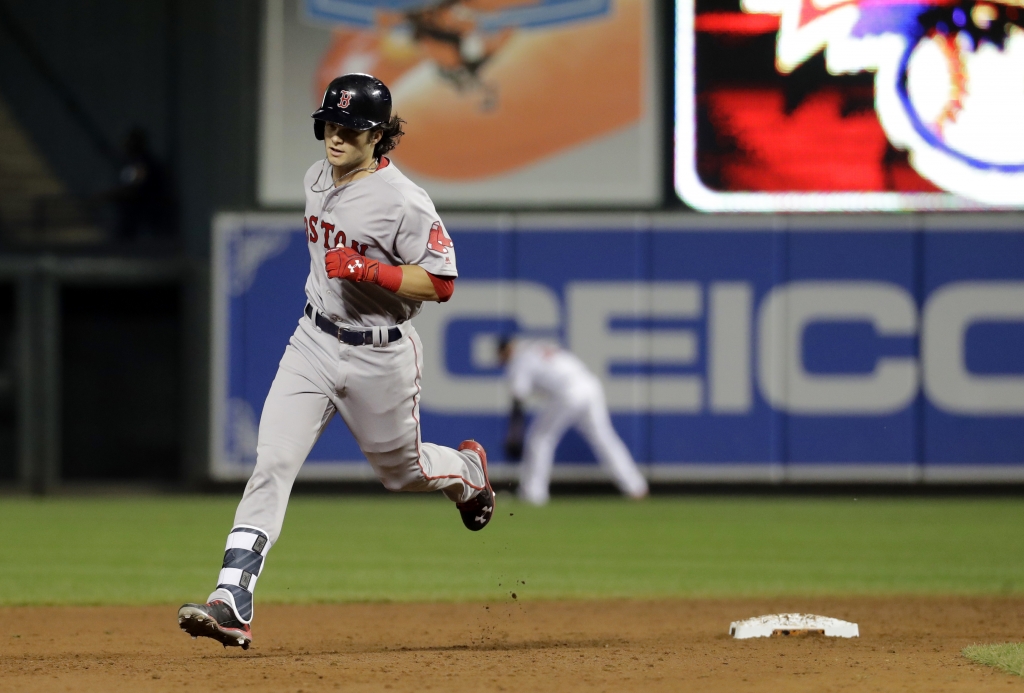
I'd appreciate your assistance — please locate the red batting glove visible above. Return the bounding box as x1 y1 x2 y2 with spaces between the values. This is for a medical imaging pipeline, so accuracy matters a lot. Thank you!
325 247 380 283
324 246 403 292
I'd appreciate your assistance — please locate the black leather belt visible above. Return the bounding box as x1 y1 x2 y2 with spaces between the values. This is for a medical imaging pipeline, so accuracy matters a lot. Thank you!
305 304 403 347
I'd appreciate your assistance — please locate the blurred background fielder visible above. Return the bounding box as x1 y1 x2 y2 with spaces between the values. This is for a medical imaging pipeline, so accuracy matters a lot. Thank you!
499 337 649 505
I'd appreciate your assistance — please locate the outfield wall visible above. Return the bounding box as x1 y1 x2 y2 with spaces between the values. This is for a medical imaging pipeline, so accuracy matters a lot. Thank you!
211 212 1024 483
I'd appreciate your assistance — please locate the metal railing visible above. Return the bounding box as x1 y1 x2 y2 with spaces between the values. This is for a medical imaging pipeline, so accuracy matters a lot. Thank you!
0 194 105 247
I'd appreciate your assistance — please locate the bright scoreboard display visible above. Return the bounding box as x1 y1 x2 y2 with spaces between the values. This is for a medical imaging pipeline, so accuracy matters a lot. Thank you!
675 0 1024 211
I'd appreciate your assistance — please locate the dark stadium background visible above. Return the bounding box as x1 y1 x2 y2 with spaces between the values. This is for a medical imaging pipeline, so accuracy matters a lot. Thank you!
0 0 1019 492
0 2 279 489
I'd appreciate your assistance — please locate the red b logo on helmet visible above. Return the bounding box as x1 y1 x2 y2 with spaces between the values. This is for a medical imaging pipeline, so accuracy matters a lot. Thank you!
338 90 352 109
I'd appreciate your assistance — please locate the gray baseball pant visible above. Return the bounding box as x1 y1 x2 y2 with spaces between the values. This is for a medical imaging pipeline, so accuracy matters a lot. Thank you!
209 317 485 621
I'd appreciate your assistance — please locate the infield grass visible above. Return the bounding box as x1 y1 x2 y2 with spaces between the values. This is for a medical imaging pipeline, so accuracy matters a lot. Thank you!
963 643 1024 677
1 495 1023 605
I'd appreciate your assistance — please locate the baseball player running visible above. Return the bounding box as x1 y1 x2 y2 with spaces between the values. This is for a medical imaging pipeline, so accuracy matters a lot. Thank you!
500 337 648 505
177 73 493 649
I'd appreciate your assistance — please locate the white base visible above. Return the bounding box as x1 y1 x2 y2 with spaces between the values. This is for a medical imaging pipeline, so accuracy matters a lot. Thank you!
729 613 859 639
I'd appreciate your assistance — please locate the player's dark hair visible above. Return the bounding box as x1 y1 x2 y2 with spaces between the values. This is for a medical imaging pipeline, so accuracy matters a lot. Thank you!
374 115 406 160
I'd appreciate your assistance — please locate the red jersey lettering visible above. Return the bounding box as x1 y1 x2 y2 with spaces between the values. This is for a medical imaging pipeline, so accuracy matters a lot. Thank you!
321 221 335 249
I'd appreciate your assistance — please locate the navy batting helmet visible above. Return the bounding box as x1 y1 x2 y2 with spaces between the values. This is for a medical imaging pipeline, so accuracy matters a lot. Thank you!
311 73 392 141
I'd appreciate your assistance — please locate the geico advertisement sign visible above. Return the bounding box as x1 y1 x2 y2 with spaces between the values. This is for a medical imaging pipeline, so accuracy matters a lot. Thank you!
416 280 1024 416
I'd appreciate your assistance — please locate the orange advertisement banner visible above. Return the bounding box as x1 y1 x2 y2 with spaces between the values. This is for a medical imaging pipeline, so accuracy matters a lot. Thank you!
260 0 659 206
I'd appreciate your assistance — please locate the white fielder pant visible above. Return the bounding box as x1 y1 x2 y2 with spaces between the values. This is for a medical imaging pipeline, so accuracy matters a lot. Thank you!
229 316 486 546
517 379 648 505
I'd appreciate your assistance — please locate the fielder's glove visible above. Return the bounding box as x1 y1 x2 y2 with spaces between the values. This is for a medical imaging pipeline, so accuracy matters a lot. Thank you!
504 399 525 461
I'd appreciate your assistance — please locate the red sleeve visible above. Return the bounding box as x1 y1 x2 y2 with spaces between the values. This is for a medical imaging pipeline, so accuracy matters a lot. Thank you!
426 272 455 302
374 262 404 292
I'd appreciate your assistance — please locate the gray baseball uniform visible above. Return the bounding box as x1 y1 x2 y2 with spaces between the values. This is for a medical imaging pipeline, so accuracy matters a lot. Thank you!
207 157 486 624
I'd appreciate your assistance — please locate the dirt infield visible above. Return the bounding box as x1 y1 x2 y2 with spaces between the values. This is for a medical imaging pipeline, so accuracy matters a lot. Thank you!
2 597 1022 692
